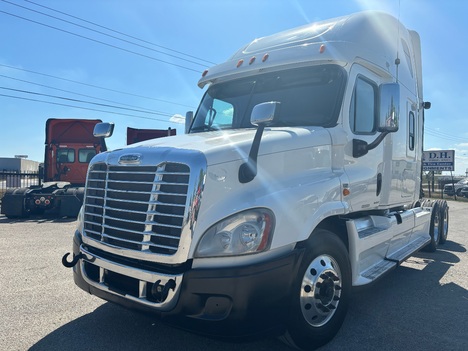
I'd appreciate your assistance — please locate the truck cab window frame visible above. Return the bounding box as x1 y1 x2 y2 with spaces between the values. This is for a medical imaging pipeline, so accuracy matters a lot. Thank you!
350 76 378 135
191 65 346 132
57 148 75 163
79 148 97 163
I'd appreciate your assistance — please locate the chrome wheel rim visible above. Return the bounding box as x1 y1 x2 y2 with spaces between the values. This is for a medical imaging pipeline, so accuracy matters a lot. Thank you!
300 254 342 327
442 207 448 237
433 208 440 242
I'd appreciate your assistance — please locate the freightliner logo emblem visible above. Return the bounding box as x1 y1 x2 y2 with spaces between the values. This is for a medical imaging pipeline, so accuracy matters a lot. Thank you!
118 154 141 164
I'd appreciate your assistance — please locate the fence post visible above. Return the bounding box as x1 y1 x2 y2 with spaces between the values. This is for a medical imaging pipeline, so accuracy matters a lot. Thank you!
6 174 20 188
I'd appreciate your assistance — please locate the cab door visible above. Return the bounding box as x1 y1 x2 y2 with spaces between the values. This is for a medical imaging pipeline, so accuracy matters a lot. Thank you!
56 146 96 185
342 65 385 211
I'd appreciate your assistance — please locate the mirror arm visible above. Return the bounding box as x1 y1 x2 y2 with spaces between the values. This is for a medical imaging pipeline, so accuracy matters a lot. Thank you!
353 131 389 158
367 131 389 151
238 125 266 183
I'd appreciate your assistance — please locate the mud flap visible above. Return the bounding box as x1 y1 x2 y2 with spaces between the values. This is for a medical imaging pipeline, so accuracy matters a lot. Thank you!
57 194 83 217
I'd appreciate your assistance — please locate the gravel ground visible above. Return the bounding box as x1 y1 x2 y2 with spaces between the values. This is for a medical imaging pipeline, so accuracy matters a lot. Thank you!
0 200 466 351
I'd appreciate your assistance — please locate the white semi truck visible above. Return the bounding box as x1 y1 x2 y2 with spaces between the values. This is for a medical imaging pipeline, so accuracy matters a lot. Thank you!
63 11 449 350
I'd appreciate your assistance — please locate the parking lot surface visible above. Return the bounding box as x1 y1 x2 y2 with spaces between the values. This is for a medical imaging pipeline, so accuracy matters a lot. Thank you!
0 200 467 351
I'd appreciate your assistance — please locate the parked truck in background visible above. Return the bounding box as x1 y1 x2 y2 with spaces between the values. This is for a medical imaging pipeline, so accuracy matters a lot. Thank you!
63 12 449 350
443 177 468 197
1 118 107 218
1 120 176 218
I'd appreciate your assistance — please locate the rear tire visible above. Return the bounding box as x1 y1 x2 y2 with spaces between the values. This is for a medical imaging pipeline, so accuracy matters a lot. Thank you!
281 229 351 350
437 200 449 244
423 201 441 252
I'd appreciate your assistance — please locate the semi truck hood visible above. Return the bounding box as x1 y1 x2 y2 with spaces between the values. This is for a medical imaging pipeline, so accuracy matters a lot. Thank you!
118 127 332 166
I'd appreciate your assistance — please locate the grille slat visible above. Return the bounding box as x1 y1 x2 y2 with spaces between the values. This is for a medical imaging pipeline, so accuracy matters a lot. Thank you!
105 198 153 205
101 233 179 251
107 180 156 185
103 215 151 227
84 162 190 256
149 212 184 219
104 207 148 216
84 228 102 236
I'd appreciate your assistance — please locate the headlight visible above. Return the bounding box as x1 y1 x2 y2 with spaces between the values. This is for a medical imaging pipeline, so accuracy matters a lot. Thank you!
195 208 275 258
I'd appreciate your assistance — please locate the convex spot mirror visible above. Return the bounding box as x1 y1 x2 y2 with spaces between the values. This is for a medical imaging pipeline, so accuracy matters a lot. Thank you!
250 101 281 126
378 83 400 133
93 122 115 138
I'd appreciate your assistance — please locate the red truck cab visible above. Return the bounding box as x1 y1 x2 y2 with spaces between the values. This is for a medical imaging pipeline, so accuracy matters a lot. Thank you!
44 119 107 186
1 118 107 218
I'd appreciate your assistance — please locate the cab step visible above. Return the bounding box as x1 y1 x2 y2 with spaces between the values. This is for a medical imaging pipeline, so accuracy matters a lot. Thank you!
386 236 430 264
361 259 397 281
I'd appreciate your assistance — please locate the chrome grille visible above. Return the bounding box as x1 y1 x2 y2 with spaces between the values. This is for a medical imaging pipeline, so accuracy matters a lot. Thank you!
83 162 190 256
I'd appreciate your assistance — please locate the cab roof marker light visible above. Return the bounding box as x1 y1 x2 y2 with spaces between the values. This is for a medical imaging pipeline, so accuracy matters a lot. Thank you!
202 69 208 77
237 59 244 68
319 44 326 53
249 56 256 65
262 53 269 62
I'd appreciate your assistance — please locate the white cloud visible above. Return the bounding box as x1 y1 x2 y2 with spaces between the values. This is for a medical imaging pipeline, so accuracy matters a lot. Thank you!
170 114 185 124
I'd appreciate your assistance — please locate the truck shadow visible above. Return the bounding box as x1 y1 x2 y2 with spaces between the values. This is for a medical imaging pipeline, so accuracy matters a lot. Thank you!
321 239 468 350
29 241 467 351
29 303 288 351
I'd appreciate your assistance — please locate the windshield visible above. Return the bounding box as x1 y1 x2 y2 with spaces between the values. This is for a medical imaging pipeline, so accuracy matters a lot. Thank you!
190 65 346 132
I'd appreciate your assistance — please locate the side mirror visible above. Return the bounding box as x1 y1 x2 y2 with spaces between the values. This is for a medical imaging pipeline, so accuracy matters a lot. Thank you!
250 101 281 126
353 83 400 158
239 102 280 184
185 111 194 134
93 122 115 138
378 83 400 133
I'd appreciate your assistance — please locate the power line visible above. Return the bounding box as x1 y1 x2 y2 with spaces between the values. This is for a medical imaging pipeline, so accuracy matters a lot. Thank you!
23 0 216 66
0 74 168 114
0 9 202 73
426 127 466 138
0 92 178 123
0 86 176 117
0 63 196 109
425 127 468 142
2 0 212 68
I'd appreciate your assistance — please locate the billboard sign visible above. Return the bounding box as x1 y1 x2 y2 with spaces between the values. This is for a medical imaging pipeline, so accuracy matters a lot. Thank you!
422 150 455 171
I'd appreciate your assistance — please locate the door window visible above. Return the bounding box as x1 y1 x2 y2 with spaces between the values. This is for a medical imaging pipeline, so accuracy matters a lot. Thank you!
57 148 75 163
79 149 97 163
350 77 377 134
408 111 415 151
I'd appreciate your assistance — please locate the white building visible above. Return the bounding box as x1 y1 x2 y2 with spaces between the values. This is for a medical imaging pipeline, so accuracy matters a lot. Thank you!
0 157 40 172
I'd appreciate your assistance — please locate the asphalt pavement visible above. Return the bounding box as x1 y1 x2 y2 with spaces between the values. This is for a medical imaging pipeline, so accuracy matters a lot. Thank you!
0 200 467 351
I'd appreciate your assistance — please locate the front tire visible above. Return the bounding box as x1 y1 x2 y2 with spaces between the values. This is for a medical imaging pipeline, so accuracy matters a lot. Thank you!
281 229 351 350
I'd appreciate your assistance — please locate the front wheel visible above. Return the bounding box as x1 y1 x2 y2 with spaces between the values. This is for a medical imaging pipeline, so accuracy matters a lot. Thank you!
281 229 351 350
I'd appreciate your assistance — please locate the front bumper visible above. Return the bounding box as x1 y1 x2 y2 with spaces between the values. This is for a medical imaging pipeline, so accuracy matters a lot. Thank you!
72 231 304 338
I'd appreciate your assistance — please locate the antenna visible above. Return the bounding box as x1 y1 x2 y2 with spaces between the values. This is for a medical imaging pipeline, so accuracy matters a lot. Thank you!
395 0 401 82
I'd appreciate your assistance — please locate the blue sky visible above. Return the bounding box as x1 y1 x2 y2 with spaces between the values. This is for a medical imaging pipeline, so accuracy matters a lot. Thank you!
1 0 467 175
